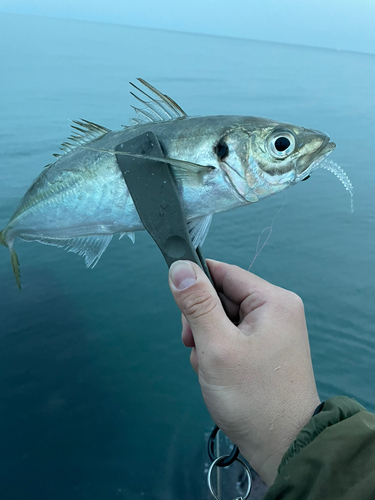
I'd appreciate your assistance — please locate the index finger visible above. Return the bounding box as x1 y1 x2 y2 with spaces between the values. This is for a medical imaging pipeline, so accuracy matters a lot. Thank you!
206 259 276 307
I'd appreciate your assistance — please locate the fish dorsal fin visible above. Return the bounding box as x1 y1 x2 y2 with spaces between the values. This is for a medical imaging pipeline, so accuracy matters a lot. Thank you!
187 214 213 248
129 78 187 126
53 119 110 159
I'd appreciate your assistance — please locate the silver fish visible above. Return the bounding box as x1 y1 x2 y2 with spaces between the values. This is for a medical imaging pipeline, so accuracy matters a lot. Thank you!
1 78 339 288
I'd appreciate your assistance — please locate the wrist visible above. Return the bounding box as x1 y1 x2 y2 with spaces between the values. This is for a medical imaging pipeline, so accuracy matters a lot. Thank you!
238 392 321 485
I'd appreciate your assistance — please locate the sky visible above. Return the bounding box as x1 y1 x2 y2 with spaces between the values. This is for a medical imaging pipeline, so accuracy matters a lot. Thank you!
0 0 374 55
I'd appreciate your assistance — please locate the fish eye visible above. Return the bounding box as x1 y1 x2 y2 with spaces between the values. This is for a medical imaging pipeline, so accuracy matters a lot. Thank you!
275 137 290 151
215 139 229 160
268 130 296 159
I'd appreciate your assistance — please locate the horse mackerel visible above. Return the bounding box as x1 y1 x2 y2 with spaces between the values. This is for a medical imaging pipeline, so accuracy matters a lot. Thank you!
1 79 344 287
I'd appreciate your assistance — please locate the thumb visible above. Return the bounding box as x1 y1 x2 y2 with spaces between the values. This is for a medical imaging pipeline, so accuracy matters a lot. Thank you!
168 260 230 341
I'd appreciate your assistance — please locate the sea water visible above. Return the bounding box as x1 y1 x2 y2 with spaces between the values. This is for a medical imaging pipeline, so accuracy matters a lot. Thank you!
0 12 374 500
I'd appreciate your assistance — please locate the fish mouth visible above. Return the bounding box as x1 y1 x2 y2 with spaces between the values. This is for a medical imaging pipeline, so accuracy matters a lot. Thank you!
295 139 336 183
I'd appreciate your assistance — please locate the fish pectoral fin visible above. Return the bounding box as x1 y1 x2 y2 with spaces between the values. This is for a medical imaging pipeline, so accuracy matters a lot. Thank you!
82 146 215 177
157 156 215 186
166 158 215 178
187 214 213 248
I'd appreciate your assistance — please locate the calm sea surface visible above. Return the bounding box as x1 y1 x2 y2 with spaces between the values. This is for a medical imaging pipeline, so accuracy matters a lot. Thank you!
0 12 374 500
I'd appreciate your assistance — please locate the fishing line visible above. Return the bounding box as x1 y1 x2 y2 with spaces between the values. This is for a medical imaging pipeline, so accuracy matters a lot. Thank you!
248 192 287 271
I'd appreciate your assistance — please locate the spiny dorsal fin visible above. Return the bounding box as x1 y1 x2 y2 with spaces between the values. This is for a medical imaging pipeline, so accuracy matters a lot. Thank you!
55 119 110 158
129 78 187 126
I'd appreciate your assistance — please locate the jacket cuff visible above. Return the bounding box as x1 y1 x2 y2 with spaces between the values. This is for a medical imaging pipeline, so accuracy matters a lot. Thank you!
278 396 366 472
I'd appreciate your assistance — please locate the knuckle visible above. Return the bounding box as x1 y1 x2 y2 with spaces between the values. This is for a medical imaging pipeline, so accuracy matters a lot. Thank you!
282 290 305 318
182 288 218 321
273 288 305 317
287 291 304 311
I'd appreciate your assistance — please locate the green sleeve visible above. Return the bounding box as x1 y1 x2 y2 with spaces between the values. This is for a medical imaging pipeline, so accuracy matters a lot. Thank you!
264 396 375 500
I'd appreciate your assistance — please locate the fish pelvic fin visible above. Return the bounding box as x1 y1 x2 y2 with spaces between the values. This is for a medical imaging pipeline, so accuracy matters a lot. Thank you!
0 231 21 289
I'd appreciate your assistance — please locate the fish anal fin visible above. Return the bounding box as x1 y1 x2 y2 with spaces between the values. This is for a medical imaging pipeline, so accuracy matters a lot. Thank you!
20 234 113 268
62 235 113 268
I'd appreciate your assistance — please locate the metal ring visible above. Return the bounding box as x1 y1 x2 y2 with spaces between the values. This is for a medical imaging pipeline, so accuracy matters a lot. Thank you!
207 456 252 500
208 426 240 466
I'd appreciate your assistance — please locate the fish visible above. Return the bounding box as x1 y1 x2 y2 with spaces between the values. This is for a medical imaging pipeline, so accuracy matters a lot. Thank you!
0 78 351 288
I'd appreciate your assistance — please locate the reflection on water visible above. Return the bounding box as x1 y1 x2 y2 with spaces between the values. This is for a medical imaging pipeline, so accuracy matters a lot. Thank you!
0 12 374 500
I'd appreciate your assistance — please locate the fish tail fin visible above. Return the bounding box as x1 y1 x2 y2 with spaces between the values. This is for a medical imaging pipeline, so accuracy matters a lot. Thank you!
0 229 6 247
10 247 21 289
0 230 21 289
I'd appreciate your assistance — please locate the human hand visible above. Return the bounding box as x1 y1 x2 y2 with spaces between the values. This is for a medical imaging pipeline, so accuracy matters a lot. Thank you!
168 259 320 485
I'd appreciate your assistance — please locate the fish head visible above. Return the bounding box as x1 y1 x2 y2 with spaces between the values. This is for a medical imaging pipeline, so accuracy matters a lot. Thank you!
247 121 336 199
214 119 335 203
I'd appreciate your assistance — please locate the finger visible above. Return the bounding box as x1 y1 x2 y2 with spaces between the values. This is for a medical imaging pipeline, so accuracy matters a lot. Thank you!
181 314 195 347
169 261 235 348
207 259 276 311
219 292 240 323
